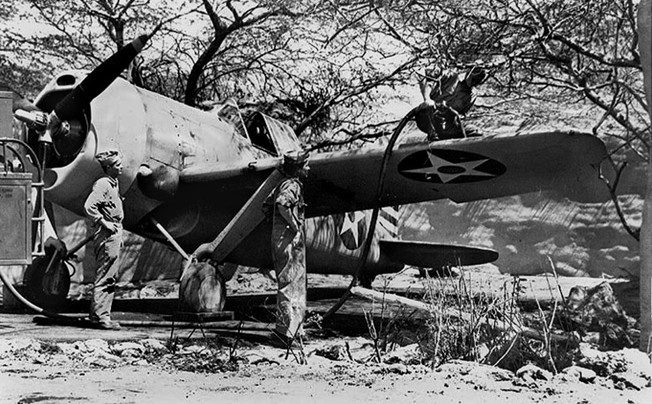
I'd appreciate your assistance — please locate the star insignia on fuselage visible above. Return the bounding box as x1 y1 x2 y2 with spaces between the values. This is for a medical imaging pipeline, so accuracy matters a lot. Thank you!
340 211 366 249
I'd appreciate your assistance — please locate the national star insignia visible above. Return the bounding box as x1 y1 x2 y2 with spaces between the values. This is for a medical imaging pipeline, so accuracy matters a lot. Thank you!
340 211 366 246
402 152 496 183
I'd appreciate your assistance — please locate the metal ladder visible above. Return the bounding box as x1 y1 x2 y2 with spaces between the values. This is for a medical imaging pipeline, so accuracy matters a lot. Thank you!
1 138 47 259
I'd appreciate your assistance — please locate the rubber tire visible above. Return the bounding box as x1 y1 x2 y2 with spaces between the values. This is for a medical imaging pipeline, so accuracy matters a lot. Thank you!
23 253 70 310
179 261 226 313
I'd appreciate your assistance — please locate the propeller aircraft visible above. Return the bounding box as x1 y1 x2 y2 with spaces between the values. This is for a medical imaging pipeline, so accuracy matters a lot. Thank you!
0 35 609 313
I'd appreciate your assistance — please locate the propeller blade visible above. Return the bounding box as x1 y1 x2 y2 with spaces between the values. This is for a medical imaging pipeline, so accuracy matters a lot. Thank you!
54 34 149 121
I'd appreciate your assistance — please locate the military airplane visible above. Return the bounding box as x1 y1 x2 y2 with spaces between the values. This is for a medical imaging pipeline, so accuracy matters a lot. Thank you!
0 35 608 313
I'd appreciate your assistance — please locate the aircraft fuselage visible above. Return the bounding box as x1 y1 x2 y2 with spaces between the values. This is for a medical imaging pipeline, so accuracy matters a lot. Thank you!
35 72 400 277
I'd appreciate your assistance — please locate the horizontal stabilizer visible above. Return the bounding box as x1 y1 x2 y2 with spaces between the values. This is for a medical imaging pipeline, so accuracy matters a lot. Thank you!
379 239 498 268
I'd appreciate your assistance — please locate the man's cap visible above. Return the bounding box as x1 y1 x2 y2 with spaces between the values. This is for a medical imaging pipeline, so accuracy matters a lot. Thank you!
95 150 123 168
282 149 310 169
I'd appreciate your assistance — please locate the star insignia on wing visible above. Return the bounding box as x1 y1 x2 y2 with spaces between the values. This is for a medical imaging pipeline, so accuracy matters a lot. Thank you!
402 151 496 183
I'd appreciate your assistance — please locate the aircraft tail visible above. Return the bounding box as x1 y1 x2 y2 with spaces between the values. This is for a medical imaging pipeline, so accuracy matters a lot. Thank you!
376 206 400 239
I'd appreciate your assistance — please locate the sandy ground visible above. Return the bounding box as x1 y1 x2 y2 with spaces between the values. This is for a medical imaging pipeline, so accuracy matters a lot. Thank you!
1 359 650 404
0 335 650 404
1 271 650 403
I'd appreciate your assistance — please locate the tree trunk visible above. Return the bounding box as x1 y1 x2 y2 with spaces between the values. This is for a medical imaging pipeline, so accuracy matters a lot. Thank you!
184 32 229 107
637 0 652 354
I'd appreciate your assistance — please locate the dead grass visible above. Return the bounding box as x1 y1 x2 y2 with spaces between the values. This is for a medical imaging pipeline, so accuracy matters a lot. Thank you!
361 270 583 372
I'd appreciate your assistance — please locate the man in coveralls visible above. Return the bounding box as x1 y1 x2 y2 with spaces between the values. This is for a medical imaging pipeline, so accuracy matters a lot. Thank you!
264 150 310 346
84 150 124 330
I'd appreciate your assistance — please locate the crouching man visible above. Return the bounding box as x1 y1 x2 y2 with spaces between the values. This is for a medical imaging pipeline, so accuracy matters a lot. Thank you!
416 65 487 141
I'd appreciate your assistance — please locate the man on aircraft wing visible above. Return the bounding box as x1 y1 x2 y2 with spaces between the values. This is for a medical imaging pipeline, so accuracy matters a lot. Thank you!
416 65 486 140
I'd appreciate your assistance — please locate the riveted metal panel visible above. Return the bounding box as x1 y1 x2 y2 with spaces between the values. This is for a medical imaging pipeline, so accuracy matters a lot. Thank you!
0 173 32 265
0 92 12 140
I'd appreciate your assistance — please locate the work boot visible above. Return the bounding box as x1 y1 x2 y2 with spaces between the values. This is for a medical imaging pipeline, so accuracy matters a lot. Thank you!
89 319 121 330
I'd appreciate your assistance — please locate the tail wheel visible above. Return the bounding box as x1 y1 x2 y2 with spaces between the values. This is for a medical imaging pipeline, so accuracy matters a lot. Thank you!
179 260 226 312
23 253 71 310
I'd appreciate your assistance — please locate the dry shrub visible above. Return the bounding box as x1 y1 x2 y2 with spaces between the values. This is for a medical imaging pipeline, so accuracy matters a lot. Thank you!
379 270 579 372
415 273 523 367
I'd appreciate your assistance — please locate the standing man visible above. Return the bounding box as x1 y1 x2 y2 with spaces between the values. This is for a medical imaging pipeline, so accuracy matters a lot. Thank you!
264 150 310 345
84 150 124 330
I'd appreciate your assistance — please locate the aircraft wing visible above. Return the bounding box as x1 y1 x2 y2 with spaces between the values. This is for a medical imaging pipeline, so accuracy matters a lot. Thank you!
179 130 608 218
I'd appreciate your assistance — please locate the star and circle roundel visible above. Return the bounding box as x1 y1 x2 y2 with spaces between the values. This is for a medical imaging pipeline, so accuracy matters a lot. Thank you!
397 149 506 184
335 211 367 250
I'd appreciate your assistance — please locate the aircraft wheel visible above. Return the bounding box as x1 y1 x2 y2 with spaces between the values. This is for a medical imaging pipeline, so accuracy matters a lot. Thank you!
180 260 226 312
23 253 71 310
